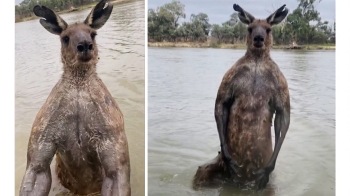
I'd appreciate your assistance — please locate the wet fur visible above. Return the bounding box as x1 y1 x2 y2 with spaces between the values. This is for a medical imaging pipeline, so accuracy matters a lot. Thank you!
193 4 290 190
19 1 131 196
193 152 228 189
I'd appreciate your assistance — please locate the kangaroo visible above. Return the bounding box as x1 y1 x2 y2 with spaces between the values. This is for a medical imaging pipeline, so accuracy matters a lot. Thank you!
193 4 290 190
19 1 131 195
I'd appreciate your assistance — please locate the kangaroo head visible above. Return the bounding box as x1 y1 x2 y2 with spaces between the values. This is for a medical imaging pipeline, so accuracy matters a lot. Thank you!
33 0 113 66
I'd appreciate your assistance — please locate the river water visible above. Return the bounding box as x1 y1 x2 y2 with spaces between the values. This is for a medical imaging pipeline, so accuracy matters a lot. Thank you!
148 47 335 196
15 1 145 195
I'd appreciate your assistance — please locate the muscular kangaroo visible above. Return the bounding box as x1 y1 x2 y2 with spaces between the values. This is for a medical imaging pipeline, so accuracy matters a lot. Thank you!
193 4 290 190
19 1 131 195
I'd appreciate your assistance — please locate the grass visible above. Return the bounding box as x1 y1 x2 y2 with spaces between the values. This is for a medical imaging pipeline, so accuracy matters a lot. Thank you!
148 41 336 50
15 0 132 23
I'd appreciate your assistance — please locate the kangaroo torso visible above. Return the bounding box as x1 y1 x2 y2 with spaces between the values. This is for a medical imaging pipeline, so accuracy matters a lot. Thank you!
225 56 281 182
32 74 124 194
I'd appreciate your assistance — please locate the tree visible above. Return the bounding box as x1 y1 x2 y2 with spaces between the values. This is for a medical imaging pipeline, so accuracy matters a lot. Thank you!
223 13 239 27
211 24 223 42
146 0 333 45
210 13 246 44
284 0 327 44
190 13 211 36
160 0 185 28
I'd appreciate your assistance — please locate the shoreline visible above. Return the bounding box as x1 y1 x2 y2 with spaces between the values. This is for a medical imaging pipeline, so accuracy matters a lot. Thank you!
15 0 133 23
148 42 336 50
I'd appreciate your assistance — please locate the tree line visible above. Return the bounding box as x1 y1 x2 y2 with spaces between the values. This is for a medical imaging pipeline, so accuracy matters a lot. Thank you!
15 0 97 22
148 0 335 45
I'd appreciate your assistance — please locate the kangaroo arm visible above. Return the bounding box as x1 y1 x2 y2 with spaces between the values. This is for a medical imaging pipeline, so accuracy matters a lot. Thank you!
267 107 290 171
20 165 52 196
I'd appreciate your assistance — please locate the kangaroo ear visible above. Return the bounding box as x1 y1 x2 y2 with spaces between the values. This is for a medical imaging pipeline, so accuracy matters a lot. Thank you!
84 0 113 30
233 4 255 25
33 5 68 35
266 4 289 25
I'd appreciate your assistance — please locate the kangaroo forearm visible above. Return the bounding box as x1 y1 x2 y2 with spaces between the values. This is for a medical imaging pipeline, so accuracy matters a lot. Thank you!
274 113 282 148
20 169 51 196
101 175 131 196
215 105 229 146
268 111 290 170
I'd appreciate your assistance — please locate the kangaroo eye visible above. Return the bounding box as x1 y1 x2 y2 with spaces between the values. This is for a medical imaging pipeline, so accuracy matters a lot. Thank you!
62 36 69 44
266 28 271 34
91 33 97 40
248 27 253 33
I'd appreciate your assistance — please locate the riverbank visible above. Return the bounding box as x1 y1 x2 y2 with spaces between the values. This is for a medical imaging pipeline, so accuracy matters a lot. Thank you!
15 0 133 23
148 42 336 50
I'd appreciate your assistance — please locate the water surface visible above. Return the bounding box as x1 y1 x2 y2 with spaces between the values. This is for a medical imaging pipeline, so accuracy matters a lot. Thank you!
148 47 335 196
15 1 145 195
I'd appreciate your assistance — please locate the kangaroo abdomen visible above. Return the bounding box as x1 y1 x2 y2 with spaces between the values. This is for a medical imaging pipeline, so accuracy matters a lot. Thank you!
226 96 274 181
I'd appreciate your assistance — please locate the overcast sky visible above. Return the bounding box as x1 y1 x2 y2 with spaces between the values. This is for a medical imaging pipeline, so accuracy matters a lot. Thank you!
148 0 335 24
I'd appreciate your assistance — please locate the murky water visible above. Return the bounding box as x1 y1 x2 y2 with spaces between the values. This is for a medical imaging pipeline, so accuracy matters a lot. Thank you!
15 1 145 195
148 48 335 195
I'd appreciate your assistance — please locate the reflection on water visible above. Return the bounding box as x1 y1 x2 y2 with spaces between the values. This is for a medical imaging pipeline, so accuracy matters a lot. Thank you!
148 48 335 196
15 1 145 195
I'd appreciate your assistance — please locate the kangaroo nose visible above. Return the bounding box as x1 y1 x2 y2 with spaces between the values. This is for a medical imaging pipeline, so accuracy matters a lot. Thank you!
77 41 93 52
254 35 264 42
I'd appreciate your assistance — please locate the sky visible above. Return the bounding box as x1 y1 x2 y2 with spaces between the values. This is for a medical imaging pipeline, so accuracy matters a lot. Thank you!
148 0 335 24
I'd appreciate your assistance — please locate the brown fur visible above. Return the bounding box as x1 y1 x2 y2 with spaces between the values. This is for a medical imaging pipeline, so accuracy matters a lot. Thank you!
193 4 290 190
19 1 131 196
193 152 228 189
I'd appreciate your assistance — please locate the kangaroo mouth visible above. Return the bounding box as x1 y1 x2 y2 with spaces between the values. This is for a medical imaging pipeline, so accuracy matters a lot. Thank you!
78 52 93 62
254 42 263 48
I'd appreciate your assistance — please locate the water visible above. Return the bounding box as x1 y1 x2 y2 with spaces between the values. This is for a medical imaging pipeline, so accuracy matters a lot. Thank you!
15 1 145 195
148 47 335 196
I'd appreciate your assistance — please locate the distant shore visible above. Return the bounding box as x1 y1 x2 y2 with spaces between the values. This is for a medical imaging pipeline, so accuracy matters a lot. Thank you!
15 0 133 23
148 42 336 50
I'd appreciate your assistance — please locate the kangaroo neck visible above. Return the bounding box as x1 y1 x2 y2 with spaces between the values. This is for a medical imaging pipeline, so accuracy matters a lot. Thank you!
245 48 270 63
62 62 97 83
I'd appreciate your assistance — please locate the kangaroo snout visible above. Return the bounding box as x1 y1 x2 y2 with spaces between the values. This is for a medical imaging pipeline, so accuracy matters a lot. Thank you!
253 35 264 48
252 27 266 48
77 41 94 53
253 35 264 43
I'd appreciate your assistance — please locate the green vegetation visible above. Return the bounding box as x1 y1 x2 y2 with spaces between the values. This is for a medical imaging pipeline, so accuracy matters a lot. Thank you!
148 0 335 48
15 0 133 23
15 0 97 22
